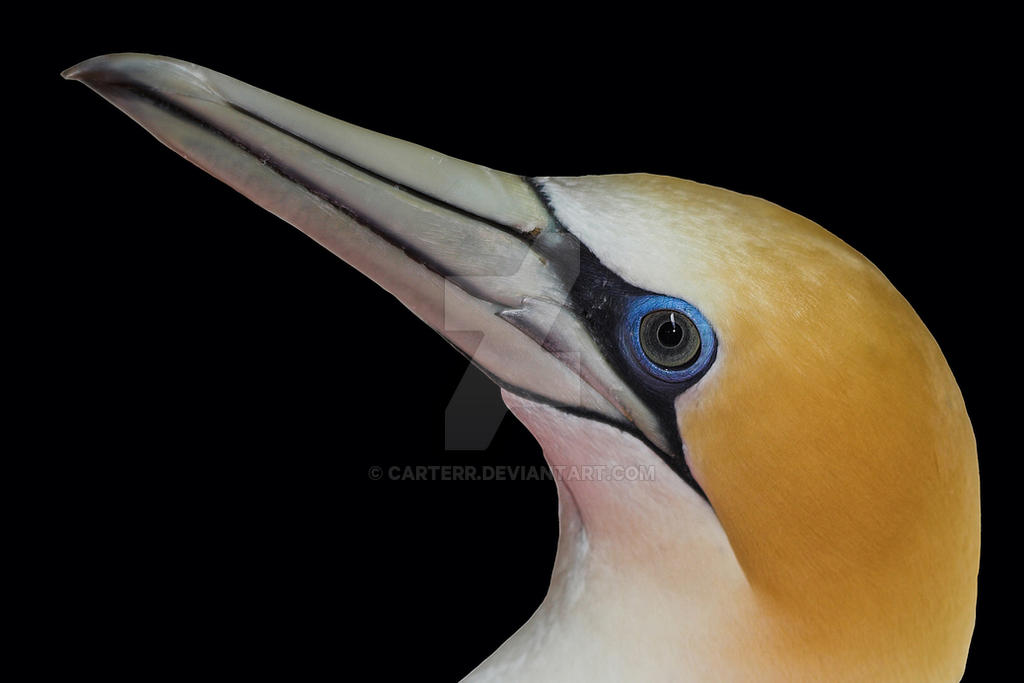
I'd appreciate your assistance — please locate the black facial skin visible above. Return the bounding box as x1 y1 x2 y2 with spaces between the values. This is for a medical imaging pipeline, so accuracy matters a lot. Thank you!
525 184 716 499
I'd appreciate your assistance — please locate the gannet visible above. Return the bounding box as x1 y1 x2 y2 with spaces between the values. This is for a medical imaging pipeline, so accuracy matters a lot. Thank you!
64 54 980 682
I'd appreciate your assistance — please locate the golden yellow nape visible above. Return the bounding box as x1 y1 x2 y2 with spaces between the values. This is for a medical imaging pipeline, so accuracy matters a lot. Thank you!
540 173 980 680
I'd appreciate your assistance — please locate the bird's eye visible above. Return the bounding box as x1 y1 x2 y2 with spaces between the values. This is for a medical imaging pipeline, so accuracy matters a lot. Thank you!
639 309 701 369
620 294 716 384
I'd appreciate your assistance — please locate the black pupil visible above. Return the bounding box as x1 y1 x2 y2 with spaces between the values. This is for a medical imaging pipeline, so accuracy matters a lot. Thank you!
638 309 701 370
657 320 683 347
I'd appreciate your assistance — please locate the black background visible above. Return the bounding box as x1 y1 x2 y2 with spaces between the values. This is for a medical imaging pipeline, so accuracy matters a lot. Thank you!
34 11 1007 681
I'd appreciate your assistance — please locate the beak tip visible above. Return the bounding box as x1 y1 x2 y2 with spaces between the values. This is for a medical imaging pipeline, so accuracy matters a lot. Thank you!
62 54 122 84
62 53 165 86
63 55 130 88
61 62 87 81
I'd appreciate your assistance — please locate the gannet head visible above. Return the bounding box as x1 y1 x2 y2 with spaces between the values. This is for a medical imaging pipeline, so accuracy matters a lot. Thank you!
65 53 979 681
534 172 980 680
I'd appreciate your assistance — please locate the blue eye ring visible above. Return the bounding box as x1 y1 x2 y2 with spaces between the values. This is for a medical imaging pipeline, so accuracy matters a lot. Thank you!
621 294 717 383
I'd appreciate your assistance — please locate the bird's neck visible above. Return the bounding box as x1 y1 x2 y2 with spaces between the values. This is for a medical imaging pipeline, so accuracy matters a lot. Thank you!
482 391 975 682
467 392 766 681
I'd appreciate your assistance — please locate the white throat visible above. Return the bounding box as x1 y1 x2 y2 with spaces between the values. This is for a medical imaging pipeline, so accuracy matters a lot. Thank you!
462 391 757 683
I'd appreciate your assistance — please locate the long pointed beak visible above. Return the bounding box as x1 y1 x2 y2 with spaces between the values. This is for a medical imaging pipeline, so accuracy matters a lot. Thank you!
64 54 688 459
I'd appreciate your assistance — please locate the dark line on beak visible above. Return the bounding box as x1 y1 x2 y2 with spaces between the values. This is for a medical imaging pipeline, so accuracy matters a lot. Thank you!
114 82 532 308
223 101 546 247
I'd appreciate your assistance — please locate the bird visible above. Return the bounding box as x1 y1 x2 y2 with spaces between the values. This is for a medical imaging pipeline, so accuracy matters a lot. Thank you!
64 53 979 682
